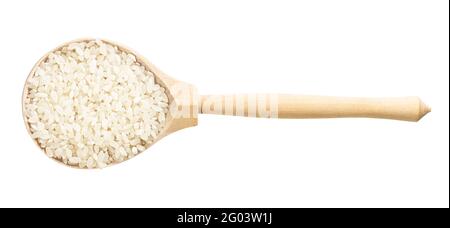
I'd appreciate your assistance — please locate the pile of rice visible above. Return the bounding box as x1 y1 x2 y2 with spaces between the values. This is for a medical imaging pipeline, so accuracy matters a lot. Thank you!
23 40 169 168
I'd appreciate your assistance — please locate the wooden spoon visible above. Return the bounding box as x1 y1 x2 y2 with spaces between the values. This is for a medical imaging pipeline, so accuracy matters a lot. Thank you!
22 38 430 167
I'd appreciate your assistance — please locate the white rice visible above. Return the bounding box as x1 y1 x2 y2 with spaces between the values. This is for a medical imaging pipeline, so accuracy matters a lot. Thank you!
23 40 169 168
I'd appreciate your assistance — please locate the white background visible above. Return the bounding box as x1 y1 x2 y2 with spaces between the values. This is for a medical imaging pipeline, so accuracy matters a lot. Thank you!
0 0 448 208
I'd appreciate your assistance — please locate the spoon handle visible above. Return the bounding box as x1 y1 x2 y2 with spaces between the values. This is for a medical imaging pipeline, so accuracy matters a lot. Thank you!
199 94 430 121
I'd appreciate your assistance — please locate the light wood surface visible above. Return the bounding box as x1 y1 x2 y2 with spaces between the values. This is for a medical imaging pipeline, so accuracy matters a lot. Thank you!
200 94 430 121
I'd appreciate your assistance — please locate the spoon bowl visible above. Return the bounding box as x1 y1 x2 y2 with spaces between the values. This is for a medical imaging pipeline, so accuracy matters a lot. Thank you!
23 38 198 168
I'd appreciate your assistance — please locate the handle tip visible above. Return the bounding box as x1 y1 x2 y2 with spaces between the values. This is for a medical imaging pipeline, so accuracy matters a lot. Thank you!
418 99 431 121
